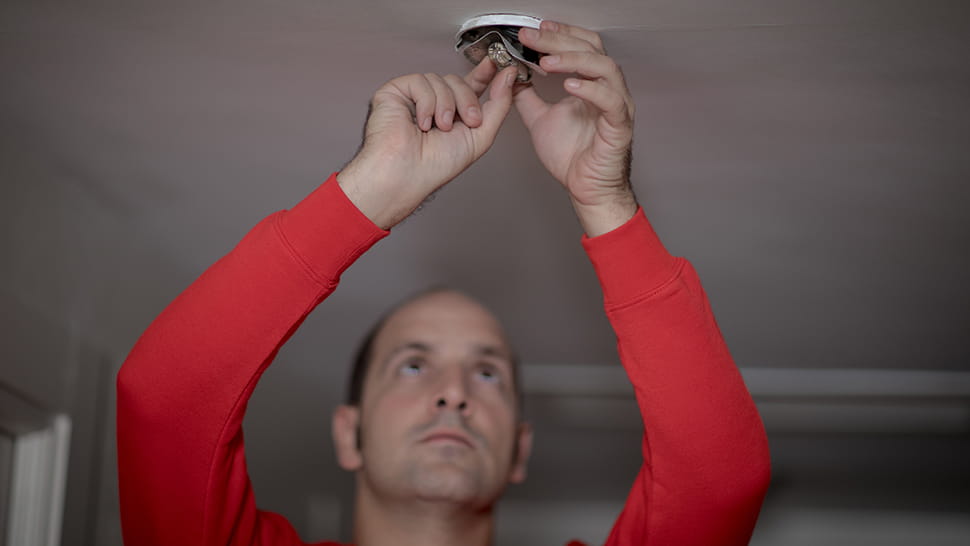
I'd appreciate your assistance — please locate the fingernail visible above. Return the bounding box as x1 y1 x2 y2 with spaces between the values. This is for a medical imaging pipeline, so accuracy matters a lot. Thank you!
544 55 560 66
565 79 581 89
467 106 480 119
441 110 453 126
505 69 517 87
542 20 560 32
423 117 432 130
519 28 537 40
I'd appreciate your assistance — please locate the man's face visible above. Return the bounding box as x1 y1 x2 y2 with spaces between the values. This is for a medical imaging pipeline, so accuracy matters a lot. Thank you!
333 291 531 507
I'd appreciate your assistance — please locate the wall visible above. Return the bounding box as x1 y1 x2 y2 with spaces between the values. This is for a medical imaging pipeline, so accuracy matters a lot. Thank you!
0 131 190 546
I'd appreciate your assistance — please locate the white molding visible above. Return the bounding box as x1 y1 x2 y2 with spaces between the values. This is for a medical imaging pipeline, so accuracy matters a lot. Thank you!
521 366 970 433
6 415 71 546
522 365 970 399
740 368 970 398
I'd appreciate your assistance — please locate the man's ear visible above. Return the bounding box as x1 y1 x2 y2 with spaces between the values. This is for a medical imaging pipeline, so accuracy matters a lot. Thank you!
508 421 533 484
332 405 363 471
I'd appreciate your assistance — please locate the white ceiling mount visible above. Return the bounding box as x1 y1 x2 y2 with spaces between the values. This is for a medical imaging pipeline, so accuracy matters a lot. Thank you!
455 13 545 83
456 13 542 35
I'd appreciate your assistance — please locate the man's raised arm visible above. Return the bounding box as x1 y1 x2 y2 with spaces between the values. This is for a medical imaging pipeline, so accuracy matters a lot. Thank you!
514 21 770 545
116 64 519 546
583 212 771 545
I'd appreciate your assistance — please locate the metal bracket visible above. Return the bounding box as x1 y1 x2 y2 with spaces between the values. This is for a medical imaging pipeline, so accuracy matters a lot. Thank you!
455 14 546 83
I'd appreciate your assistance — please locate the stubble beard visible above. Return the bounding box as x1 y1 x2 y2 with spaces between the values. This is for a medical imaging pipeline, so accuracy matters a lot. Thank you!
404 445 490 505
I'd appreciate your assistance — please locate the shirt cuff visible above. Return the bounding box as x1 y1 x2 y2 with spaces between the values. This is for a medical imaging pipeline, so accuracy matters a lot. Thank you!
581 207 682 307
277 172 390 285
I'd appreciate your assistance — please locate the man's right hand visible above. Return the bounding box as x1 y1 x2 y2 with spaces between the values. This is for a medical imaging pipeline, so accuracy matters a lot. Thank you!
337 61 519 229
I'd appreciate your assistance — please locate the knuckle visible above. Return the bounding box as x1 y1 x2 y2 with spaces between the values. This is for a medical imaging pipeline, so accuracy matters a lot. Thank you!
616 63 628 80
569 51 588 66
602 55 618 72
611 93 625 110
444 74 470 92
388 75 411 89
579 29 604 50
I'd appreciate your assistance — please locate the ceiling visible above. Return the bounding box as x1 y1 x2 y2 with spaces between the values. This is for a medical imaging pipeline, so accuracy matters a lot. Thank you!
2 0 968 541
3 0 968 371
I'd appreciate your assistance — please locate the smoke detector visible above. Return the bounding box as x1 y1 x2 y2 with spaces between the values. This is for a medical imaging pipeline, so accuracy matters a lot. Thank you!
455 14 546 83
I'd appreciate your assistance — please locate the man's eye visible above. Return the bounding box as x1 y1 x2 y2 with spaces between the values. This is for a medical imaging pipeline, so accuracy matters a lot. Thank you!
400 359 425 375
476 365 501 384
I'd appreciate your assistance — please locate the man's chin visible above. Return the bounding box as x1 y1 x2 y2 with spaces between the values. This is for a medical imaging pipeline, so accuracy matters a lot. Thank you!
408 462 486 504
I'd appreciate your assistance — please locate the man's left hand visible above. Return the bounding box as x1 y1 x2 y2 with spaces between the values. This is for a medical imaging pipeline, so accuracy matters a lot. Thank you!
515 21 638 237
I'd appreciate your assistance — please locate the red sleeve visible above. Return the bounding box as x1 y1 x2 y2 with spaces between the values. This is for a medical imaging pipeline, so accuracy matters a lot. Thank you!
116 173 386 546
582 208 771 546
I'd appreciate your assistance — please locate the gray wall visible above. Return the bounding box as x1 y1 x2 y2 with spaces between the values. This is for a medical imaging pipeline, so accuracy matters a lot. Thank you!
0 132 190 546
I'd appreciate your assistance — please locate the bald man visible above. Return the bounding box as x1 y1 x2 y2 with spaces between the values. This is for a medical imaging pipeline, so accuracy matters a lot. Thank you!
117 21 770 546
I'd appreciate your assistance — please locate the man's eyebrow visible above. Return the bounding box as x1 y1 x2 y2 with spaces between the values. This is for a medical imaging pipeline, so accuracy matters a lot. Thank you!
473 344 512 362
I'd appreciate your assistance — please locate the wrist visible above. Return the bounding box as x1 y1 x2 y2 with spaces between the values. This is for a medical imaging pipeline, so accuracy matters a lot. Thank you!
570 189 639 237
336 159 406 230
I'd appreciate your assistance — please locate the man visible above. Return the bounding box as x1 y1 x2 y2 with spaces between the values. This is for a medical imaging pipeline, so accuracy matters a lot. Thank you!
117 21 770 546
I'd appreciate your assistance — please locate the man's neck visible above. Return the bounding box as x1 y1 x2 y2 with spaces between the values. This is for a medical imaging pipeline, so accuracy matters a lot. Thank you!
352 483 495 546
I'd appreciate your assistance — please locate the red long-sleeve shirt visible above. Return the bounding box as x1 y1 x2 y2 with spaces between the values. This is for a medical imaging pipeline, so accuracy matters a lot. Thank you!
117 173 770 546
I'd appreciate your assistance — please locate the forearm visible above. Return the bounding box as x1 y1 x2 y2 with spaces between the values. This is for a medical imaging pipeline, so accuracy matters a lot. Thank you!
611 263 769 544
586 210 770 545
116 174 387 545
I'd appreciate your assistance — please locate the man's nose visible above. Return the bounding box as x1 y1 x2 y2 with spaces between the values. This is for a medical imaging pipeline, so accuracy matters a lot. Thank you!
433 367 471 415
435 397 467 412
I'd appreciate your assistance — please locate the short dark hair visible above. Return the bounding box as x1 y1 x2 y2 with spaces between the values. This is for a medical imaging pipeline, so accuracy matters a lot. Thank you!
346 313 386 406
345 288 523 412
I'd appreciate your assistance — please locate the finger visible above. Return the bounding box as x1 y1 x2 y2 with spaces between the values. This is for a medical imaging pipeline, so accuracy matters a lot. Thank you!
464 56 498 96
539 51 633 113
444 73 482 128
517 25 599 56
424 73 457 131
563 77 632 129
473 66 518 155
512 84 550 130
540 51 623 88
393 74 437 131
540 20 606 54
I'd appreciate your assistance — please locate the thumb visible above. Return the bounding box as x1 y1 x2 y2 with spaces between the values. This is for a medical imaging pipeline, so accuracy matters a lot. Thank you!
512 84 548 130
472 66 518 155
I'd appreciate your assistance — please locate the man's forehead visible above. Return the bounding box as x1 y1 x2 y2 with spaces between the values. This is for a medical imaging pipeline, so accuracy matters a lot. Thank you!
373 291 512 354
383 340 512 360
383 290 500 327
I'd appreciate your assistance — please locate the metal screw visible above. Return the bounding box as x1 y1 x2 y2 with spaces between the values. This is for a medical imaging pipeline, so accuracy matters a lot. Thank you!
488 42 515 69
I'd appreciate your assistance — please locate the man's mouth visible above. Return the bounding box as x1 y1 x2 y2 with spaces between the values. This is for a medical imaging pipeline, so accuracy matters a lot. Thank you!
421 429 474 448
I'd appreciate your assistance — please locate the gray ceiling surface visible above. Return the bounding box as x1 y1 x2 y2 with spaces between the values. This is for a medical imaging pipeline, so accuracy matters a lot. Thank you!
3 0 968 373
